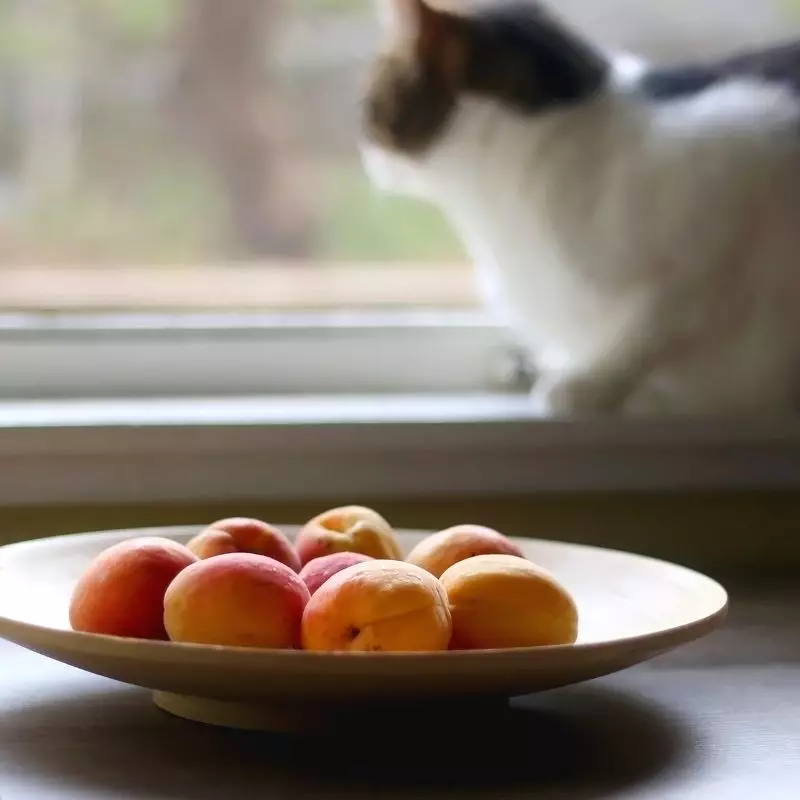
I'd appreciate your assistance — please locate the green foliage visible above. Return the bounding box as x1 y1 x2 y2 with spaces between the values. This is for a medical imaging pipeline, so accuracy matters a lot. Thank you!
299 0 369 11
0 0 460 267
319 164 463 262
0 0 179 69
0 11 78 68
14 156 225 264
83 0 180 43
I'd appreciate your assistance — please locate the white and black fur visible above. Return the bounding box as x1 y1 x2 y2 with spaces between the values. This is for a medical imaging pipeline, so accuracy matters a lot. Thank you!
361 0 800 417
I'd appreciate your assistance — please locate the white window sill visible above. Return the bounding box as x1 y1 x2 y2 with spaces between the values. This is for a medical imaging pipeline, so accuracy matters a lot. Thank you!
1 394 800 507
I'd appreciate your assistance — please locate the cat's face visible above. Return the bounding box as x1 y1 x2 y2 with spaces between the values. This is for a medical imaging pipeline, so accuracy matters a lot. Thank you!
359 1 608 194
359 1 468 195
362 1 468 158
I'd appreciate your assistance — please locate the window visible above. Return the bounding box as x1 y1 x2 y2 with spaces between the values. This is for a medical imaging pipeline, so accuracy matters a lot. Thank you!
1 0 798 399
0 0 511 399
0 1 798 505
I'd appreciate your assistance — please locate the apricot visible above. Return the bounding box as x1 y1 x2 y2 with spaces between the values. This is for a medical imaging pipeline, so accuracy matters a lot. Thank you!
295 505 402 566
440 554 578 650
406 524 526 578
187 517 301 572
69 537 197 640
302 560 452 652
298 551 374 596
163 553 309 649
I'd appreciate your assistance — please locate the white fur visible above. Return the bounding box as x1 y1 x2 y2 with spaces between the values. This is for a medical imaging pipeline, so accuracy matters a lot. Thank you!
361 55 800 416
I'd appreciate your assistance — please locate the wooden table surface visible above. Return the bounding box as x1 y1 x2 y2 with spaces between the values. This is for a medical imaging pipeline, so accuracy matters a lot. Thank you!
1 584 798 799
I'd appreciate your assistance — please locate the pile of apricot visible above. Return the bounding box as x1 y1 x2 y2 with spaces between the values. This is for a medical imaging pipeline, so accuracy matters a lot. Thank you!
69 506 579 652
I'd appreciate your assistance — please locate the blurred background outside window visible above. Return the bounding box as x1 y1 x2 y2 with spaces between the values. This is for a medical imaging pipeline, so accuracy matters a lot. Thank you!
0 0 797 398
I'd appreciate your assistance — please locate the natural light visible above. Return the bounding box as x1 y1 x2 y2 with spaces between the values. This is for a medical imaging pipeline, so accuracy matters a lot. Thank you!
1 0 799 509
1 0 797 399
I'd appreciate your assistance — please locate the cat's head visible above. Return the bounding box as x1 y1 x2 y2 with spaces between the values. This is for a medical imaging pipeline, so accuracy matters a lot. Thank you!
359 0 608 194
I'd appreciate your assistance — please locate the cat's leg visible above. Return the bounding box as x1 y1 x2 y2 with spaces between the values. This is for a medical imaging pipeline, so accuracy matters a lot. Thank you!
530 359 640 417
534 366 677 416
528 295 682 417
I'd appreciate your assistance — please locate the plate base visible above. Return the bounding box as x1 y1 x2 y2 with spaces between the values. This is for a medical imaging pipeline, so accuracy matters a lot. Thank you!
152 691 512 732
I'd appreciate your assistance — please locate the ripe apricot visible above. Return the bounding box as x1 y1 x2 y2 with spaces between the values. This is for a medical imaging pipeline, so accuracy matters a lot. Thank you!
440 554 578 649
302 560 451 652
187 517 300 572
164 553 310 649
296 506 401 565
407 524 525 578
298 552 374 595
69 537 197 640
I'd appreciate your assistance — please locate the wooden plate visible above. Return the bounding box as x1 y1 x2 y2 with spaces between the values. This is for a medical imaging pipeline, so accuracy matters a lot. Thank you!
0 526 727 730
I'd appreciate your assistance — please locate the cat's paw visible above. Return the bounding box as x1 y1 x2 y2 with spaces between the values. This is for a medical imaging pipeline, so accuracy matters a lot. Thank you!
529 371 628 418
622 381 673 416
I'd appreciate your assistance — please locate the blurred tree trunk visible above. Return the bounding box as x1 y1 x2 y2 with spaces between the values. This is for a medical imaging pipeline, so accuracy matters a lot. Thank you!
176 0 314 258
13 0 81 209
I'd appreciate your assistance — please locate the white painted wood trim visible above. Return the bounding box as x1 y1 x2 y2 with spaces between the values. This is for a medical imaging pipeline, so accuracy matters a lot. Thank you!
1 394 799 507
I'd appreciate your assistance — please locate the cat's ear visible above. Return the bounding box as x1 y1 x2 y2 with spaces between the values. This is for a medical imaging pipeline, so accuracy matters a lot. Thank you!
374 1 465 82
375 0 445 41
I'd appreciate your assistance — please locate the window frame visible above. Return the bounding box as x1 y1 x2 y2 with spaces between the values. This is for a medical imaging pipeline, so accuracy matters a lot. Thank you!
2 1 800 508
0 308 526 399
2 297 800 508
2 391 800 507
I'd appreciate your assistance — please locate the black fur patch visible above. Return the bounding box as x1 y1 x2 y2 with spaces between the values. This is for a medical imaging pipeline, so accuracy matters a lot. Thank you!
640 39 800 101
639 66 720 100
468 1 609 112
361 1 611 156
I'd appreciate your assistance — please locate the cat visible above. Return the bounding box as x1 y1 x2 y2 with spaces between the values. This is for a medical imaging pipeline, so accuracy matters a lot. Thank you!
359 0 800 417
